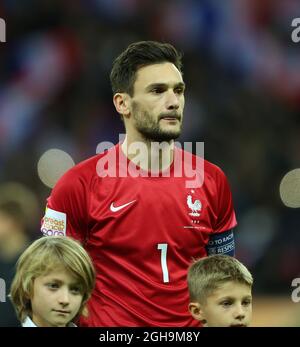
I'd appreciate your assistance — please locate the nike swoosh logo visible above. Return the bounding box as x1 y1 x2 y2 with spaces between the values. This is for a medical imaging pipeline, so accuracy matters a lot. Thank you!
110 200 136 212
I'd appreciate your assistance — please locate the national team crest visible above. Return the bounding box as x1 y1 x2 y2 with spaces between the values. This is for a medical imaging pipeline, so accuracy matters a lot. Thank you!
187 190 202 217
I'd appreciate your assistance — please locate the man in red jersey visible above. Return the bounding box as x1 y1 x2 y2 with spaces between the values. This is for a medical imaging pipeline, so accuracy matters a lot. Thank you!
41 41 237 327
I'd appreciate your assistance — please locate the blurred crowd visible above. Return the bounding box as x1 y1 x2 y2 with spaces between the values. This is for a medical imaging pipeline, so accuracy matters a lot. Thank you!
1 0 300 325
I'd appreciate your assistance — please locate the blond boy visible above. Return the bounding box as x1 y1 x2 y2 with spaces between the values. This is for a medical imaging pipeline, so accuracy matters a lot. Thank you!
188 255 253 327
10 236 95 327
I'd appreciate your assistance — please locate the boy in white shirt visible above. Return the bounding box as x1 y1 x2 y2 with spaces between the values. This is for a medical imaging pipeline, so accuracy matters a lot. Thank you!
10 236 95 327
187 254 253 327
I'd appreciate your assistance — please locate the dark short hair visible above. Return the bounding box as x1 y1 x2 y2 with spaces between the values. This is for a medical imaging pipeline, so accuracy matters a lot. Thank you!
110 41 183 96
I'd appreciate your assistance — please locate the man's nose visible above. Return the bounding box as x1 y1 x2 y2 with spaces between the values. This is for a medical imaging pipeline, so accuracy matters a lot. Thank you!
165 90 180 110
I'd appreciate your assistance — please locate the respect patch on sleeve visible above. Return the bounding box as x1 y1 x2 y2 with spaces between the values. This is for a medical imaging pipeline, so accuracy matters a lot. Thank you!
41 207 67 236
206 229 235 256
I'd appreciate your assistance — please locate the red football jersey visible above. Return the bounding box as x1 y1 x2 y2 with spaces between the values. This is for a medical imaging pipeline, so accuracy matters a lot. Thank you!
41 144 237 327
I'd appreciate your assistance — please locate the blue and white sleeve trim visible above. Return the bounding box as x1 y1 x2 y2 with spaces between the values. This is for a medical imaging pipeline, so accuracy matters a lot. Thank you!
206 229 235 256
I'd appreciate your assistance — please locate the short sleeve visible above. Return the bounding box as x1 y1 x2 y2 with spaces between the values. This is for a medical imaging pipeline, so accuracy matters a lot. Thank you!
214 168 237 233
41 168 89 244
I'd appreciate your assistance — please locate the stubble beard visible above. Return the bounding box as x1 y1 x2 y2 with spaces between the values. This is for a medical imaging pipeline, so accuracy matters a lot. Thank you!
132 103 182 142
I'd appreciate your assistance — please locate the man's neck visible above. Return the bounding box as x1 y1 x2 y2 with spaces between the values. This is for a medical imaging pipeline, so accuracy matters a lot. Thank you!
121 135 175 172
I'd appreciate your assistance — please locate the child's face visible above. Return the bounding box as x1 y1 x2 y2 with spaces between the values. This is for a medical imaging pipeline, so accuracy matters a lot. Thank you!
191 281 252 327
30 267 84 327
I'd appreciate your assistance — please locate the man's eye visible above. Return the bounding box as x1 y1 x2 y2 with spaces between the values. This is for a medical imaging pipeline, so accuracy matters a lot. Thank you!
152 88 164 94
175 88 184 94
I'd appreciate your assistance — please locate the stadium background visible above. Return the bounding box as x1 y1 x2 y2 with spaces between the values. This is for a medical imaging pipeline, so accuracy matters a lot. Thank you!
0 0 300 326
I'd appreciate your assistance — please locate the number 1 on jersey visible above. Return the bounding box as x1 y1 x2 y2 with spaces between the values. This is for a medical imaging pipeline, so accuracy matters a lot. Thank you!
157 243 169 283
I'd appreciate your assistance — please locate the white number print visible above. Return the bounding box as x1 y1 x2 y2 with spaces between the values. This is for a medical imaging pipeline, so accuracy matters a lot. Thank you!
157 243 169 283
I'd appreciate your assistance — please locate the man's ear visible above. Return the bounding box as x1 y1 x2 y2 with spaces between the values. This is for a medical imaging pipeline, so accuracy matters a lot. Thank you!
188 302 207 324
113 93 131 118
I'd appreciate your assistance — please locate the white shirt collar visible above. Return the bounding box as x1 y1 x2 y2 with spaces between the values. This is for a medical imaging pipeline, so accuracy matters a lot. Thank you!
22 316 77 327
22 317 37 327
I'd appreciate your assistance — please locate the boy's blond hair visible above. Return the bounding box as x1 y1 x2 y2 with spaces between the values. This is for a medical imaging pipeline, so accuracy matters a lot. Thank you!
10 236 95 323
187 255 253 303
